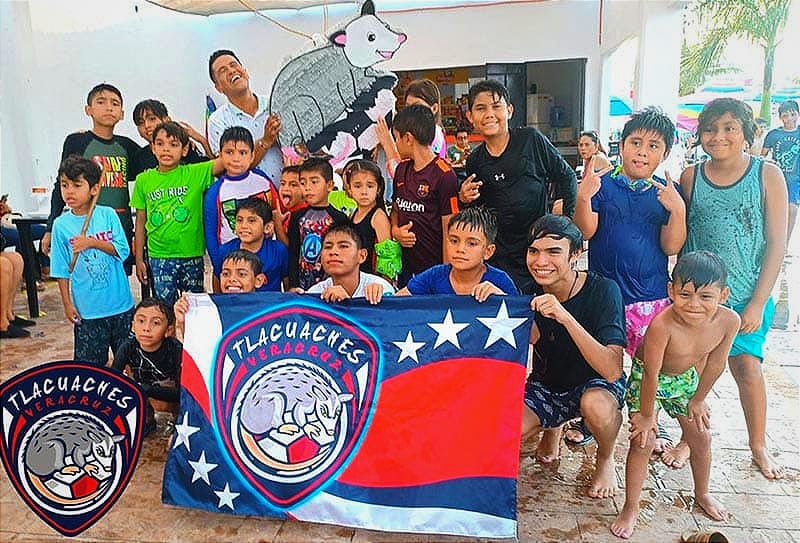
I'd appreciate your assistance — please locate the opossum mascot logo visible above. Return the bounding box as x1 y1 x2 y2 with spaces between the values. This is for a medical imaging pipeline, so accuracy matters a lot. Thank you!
269 0 406 170
212 303 380 508
0 361 146 536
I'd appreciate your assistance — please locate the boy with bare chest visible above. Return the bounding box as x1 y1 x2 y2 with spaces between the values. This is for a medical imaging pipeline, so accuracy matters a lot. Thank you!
611 250 740 539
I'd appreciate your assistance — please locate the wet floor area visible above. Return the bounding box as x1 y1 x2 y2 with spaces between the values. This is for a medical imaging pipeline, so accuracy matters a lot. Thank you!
1 263 798 543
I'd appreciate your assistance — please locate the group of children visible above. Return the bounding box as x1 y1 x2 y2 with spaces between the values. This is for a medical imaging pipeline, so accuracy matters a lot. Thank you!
42 75 790 539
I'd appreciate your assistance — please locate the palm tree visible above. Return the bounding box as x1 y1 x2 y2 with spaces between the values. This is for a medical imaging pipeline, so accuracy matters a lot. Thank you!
680 0 792 119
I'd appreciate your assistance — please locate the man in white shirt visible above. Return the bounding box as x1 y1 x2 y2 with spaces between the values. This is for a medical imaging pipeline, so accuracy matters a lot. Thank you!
207 49 284 187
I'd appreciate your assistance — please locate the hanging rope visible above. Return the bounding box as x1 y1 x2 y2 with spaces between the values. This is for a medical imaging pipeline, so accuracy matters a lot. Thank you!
235 0 314 40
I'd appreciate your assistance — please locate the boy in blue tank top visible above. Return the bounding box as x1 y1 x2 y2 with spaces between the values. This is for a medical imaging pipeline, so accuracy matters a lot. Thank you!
573 107 686 452
680 98 787 479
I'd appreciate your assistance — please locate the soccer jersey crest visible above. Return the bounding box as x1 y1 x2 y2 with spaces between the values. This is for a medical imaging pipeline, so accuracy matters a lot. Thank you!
0 361 146 536
211 303 380 508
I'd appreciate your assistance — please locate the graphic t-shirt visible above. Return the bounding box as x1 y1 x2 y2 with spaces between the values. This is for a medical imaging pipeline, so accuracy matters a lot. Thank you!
50 205 134 319
529 272 626 392
203 169 278 266
392 158 459 276
447 144 471 164
764 127 800 183
589 170 677 305
214 237 288 292
48 131 140 240
130 161 214 258
287 205 349 289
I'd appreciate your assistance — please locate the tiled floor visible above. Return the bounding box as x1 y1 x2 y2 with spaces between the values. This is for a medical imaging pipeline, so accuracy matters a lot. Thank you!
1 267 798 543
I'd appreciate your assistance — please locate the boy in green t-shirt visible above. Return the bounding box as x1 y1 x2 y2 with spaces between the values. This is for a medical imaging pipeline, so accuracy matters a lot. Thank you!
131 121 225 305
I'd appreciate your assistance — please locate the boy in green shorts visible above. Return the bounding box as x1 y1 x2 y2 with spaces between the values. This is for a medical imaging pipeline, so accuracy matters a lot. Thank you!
131 121 225 305
611 251 740 539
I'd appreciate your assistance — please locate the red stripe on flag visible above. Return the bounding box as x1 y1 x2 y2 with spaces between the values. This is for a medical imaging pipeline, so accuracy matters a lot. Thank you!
338 358 525 487
181 350 211 420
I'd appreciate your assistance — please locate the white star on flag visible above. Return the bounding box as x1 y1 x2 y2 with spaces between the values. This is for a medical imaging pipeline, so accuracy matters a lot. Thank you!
477 300 528 348
173 411 200 452
428 309 469 348
392 331 425 364
188 451 218 485
214 482 240 510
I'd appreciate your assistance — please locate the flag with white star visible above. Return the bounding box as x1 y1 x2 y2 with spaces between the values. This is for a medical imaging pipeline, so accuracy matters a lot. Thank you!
163 292 532 538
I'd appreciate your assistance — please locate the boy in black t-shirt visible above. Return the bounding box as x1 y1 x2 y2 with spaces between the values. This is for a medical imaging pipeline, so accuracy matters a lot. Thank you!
112 297 182 436
459 80 577 293
42 84 140 273
521 215 626 500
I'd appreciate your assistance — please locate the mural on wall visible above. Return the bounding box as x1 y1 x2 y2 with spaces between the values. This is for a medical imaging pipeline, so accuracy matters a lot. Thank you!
269 0 406 169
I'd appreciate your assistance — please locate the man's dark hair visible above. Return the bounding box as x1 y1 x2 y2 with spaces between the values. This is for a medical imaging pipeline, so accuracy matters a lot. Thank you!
152 121 189 147
621 106 676 154
467 79 510 110
208 49 241 84
671 250 727 290
58 155 102 188
134 296 175 326
236 197 272 224
323 222 364 250
299 157 334 182
455 124 471 136
282 165 301 176
527 214 583 254
393 104 435 146
220 126 254 151
222 249 263 276
778 99 799 115
133 99 168 125
87 83 123 106
696 98 756 147
448 206 497 244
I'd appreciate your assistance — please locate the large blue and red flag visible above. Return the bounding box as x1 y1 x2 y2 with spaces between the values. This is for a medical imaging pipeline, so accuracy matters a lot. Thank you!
163 292 531 538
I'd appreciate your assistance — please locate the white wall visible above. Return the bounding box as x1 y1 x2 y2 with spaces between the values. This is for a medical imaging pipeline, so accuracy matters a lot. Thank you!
1 0 681 210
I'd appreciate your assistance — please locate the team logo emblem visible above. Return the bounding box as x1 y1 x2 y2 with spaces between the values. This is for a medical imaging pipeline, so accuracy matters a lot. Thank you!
212 303 380 508
0 361 146 536
417 181 430 198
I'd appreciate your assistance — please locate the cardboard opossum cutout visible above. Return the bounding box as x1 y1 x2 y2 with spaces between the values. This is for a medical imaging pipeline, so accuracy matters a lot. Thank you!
269 0 406 169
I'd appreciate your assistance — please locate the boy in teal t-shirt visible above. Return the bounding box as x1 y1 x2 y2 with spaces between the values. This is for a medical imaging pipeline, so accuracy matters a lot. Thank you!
131 121 224 305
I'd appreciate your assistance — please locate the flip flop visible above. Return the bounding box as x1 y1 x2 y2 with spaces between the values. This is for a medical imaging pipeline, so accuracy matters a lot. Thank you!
654 422 673 453
563 418 594 446
12 315 36 328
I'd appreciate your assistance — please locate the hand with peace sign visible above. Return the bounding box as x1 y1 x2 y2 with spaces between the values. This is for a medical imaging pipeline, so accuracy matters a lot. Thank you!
577 155 613 202
458 174 482 204
650 171 685 214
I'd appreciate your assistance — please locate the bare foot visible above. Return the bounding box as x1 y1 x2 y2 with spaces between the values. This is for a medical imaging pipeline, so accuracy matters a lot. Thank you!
752 447 784 479
535 427 561 463
588 456 617 498
610 506 638 539
661 440 690 469
695 493 728 521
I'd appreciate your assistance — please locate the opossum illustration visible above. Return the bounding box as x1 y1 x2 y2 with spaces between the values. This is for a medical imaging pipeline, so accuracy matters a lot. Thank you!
239 364 353 440
24 415 124 479
269 0 405 163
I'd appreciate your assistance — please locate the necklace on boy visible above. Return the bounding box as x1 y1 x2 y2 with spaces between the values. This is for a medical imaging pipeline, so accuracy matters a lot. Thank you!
548 271 580 343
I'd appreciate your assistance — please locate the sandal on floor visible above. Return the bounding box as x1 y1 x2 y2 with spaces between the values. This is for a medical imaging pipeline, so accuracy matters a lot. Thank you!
563 418 594 446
